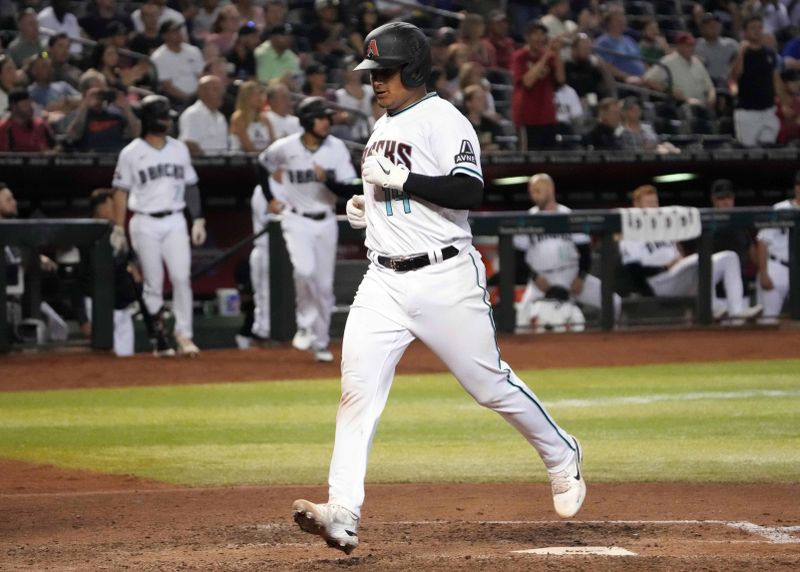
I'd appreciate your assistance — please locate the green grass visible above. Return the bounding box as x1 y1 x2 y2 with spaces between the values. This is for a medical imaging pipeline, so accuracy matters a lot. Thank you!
0 359 798 486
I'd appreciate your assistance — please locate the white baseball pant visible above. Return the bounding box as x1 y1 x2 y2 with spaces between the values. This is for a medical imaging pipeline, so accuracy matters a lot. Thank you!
280 211 338 350
129 213 193 338
328 246 578 517
757 259 789 322
646 250 746 316
250 244 271 338
84 297 135 357
516 265 622 327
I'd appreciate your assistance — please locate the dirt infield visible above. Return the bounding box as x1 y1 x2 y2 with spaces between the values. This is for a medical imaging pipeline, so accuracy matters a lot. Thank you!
1 328 799 570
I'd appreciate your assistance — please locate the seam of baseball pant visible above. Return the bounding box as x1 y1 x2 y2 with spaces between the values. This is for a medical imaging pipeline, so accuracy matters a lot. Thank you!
467 252 575 453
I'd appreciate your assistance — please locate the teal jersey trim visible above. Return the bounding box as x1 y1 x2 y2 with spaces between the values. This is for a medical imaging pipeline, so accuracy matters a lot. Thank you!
450 166 484 182
387 92 438 117
467 252 576 452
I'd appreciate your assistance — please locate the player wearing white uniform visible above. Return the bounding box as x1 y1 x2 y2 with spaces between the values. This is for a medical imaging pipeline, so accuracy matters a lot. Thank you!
249 184 273 342
619 185 761 322
514 173 621 328
292 22 585 555
112 95 207 356
756 173 800 323
257 97 359 362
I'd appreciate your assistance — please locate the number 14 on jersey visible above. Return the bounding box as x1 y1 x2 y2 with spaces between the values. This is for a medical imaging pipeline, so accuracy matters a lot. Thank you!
384 189 411 216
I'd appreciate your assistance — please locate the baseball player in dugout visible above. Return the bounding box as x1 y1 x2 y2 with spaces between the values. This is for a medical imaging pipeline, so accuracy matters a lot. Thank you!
756 169 800 324
256 96 359 363
111 95 207 357
620 185 762 323
292 22 586 555
514 173 622 330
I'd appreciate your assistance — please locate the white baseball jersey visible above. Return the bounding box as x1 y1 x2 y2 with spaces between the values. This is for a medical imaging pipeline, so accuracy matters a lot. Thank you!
757 199 797 262
361 92 483 257
512 204 590 273
259 133 356 213
112 137 198 213
619 240 680 268
251 184 270 249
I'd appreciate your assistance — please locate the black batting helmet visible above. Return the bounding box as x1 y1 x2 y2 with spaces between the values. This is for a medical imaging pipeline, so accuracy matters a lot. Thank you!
139 95 175 136
354 22 431 88
296 96 335 132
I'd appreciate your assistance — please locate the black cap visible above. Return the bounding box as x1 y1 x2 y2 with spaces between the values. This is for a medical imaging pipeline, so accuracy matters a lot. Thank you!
106 20 128 36
159 20 182 35
702 12 721 23
269 22 293 36
238 23 258 36
8 89 30 105
621 96 641 110
305 62 327 76
710 179 734 198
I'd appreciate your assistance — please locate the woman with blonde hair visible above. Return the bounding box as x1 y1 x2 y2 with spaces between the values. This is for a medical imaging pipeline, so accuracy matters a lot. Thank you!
455 61 497 113
230 80 275 152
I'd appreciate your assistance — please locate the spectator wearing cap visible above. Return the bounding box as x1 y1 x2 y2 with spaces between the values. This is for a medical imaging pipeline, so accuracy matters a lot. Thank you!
301 62 336 101
229 24 259 79
0 55 21 116
191 0 223 43
586 97 622 150
151 20 204 104
0 90 56 152
541 0 578 62
618 96 679 154
132 0 187 37
179 75 229 155
264 82 303 138
47 33 81 88
8 9 42 67
594 6 646 85
730 15 782 147
128 2 163 56
709 179 757 291
777 69 800 144
79 0 133 42
37 0 83 56
26 53 81 113
255 23 300 84
481 10 516 71
511 20 564 149
233 0 267 32
643 32 716 110
64 69 140 152
206 5 241 55
565 33 612 107
695 12 739 87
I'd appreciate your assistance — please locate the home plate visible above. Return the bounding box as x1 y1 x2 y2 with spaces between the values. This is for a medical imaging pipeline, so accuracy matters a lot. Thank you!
513 546 636 556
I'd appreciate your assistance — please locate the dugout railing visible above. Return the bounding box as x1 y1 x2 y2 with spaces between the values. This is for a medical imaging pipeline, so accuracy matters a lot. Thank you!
268 207 799 339
0 220 114 353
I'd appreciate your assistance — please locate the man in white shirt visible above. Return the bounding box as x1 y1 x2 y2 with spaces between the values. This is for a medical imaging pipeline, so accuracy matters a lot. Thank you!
132 0 186 36
179 75 228 155
37 0 83 56
151 20 203 105
265 83 302 137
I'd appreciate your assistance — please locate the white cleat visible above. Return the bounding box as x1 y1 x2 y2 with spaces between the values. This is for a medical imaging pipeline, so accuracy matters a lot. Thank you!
735 304 763 320
292 329 314 352
175 335 200 357
314 348 334 362
549 436 586 518
292 499 359 555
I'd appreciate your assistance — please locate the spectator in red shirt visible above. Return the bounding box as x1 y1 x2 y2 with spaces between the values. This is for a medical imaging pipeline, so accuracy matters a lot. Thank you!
482 9 516 71
0 90 56 152
512 21 564 150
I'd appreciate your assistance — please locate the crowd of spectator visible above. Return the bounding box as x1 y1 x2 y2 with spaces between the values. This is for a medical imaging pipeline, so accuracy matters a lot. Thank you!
0 1 798 154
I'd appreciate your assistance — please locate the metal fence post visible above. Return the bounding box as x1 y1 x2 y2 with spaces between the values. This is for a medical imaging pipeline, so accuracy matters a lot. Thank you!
268 219 296 342
497 233 516 333
600 233 617 330
696 231 714 325
790 223 800 320
91 233 114 350
0 251 7 352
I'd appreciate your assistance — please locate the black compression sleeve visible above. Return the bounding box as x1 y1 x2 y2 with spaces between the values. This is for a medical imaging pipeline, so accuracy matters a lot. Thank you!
185 184 203 220
258 163 275 202
403 173 483 210
577 243 591 277
326 180 363 198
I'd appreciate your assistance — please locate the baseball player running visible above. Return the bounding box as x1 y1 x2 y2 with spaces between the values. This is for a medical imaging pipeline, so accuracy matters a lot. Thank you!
620 185 762 322
112 95 207 356
292 22 585 555
256 97 359 362
514 173 621 327
756 170 800 323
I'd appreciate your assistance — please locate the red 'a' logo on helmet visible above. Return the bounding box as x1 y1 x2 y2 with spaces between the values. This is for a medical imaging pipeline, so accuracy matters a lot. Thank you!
366 39 379 59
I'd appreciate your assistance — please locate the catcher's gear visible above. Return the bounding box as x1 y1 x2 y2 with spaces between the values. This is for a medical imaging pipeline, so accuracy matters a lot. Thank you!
139 94 175 136
297 96 335 132
362 154 409 191
346 195 366 229
354 22 432 88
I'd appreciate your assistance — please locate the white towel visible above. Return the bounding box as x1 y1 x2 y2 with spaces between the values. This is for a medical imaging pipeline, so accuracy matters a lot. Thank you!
618 206 702 242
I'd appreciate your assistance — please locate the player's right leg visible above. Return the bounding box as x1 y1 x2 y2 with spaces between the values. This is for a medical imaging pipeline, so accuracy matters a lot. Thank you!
161 216 196 355
129 215 165 317
757 261 789 324
281 214 318 351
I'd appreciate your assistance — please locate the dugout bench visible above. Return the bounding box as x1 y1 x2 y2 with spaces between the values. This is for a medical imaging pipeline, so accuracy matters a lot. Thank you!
0 220 114 352
268 208 800 339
